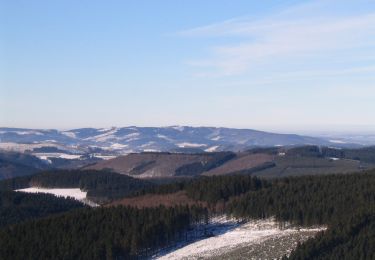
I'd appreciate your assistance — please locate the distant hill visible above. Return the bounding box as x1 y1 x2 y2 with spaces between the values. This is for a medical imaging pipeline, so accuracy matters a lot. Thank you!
0 126 336 156
85 152 237 178
85 146 375 178
0 151 49 180
0 151 102 180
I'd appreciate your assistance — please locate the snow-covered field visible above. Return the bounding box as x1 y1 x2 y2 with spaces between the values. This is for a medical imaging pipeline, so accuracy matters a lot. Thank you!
205 146 219 152
156 217 325 260
16 187 98 207
177 142 207 148
34 153 82 160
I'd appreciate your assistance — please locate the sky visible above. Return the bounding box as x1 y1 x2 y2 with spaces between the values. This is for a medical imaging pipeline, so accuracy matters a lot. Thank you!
1 0 375 133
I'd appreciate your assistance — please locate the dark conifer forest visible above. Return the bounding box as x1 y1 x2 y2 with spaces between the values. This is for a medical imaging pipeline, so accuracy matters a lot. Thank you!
0 170 375 259
0 190 85 227
0 205 208 259
0 170 154 203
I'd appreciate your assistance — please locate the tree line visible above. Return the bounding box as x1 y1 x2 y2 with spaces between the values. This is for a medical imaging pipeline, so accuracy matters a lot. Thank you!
0 205 208 259
0 190 85 227
0 170 154 204
1 168 375 258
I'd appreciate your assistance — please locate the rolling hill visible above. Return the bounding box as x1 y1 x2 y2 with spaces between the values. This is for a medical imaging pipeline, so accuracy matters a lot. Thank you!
0 151 49 180
85 146 375 178
0 126 338 156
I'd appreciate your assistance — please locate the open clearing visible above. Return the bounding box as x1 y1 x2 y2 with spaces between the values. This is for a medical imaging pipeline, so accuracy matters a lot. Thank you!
156 217 325 260
16 187 98 206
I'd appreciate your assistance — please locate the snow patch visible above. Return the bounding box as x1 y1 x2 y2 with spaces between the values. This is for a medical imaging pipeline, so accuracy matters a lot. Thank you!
61 131 77 138
93 155 118 160
123 132 140 138
329 139 347 144
84 127 118 142
205 146 219 152
177 142 207 148
156 217 325 260
98 128 113 132
14 131 44 135
157 134 174 141
110 143 128 149
16 187 98 206
143 149 160 152
171 126 185 132
34 153 82 160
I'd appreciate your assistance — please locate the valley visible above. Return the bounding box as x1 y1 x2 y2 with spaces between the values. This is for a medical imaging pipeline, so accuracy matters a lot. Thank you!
156 218 325 260
1 128 375 259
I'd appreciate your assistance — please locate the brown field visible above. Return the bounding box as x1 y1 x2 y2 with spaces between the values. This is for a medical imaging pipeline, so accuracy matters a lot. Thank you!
203 153 273 176
85 153 222 178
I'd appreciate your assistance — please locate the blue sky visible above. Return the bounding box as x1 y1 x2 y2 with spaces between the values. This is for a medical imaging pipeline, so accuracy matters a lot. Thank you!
1 0 375 132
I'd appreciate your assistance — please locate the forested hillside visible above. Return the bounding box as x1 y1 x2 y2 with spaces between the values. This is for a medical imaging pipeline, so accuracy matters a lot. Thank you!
0 191 85 227
0 170 154 203
128 171 375 258
1 169 375 259
0 151 49 180
288 212 375 260
0 206 208 259
227 173 375 225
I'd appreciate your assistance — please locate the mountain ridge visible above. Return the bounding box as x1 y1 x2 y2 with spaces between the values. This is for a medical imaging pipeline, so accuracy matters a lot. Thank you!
0 126 347 155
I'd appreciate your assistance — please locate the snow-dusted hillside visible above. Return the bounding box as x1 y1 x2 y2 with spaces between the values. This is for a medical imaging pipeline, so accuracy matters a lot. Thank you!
0 126 335 155
16 187 98 207
156 217 325 260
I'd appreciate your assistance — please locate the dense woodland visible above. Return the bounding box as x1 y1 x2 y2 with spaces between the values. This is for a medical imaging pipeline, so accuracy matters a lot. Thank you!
1 167 375 258
288 212 375 260
0 205 208 259
227 173 375 225
287 145 375 164
132 175 269 204
0 191 85 227
133 171 375 258
0 170 154 203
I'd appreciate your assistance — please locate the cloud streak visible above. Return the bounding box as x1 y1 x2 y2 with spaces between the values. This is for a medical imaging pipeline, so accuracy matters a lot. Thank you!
180 0 375 77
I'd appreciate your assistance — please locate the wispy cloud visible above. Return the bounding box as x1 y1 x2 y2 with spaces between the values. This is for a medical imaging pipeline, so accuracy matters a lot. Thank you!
180 0 375 77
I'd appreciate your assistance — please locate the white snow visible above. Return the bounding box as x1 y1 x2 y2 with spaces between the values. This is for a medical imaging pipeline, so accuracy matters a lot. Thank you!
59 154 82 159
177 142 207 148
93 155 118 160
171 126 185 131
98 127 113 132
329 139 347 144
125 137 140 142
0 142 61 152
110 143 128 149
14 131 44 135
16 187 99 207
123 132 140 138
210 136 221 141
141 141 156 148
156 217 325 260
205 146 219 152
61 131 77 138
17 187 86 200
84 127 118 142
34 153 82 160
157 134 174 141
143 149 160 152
36 155 52 163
